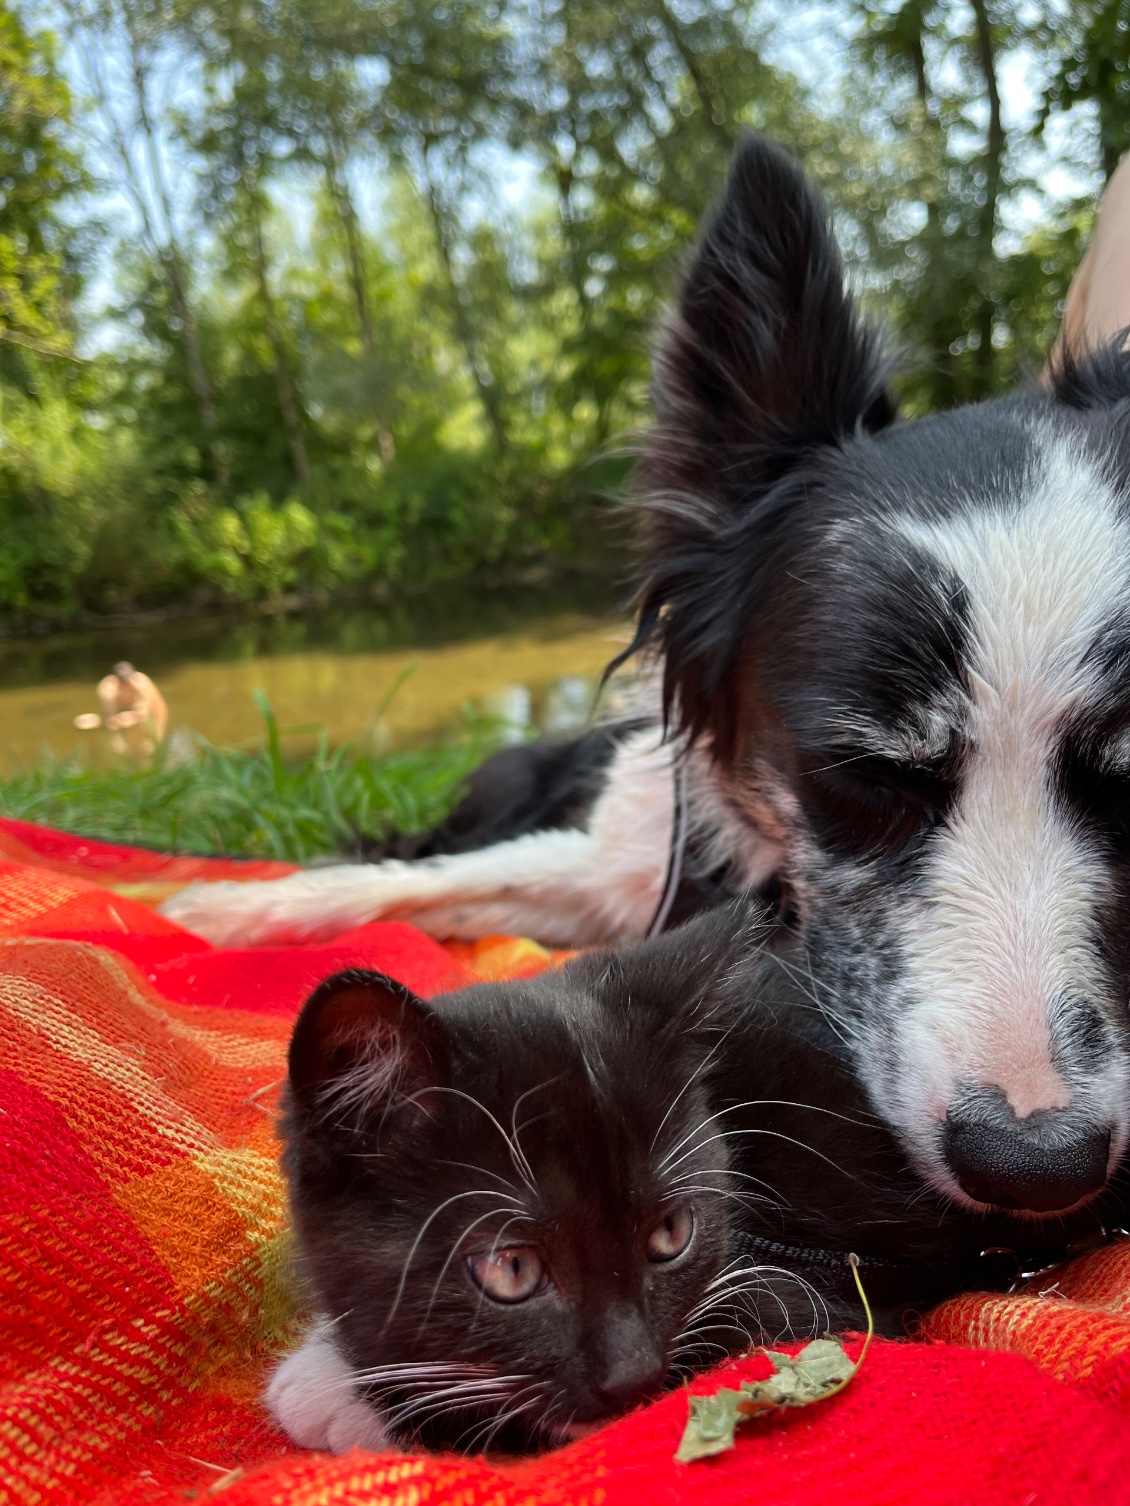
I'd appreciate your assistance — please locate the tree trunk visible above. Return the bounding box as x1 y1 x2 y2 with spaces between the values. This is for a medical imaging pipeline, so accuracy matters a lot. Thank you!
248 185 311 485
649 0 734 153
1102 130 1122 183
324 140 395 462
121 10 230 485
971 0 1004 387
421 143 508 452
163 246 224 449
904 10 956 402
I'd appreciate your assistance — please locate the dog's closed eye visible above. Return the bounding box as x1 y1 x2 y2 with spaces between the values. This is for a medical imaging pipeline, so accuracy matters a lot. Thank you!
1058 745 1130 855
803 754 952 860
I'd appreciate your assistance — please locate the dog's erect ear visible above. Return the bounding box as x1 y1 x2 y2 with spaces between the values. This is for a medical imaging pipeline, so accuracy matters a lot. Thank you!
288 968 448 1130
636 134 896 752
1049 333 1130 411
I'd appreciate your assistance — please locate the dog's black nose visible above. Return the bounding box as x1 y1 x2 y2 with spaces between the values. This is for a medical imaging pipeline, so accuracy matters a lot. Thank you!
943 1095 1110 1213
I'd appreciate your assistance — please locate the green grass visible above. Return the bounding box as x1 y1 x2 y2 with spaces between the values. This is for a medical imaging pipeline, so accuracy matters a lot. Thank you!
0 698 496 861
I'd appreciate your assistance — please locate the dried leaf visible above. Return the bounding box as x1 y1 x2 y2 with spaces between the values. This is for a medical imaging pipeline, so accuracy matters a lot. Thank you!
741 1338 857 1413
674 1389 748 1463
675 1254 873 1464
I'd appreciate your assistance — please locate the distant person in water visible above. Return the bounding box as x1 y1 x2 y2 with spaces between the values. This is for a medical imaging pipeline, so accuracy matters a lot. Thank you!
1051 152 1130 368
74 661 168 756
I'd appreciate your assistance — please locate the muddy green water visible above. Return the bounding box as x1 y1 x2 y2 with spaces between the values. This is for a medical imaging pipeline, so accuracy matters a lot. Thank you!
0 578 632 769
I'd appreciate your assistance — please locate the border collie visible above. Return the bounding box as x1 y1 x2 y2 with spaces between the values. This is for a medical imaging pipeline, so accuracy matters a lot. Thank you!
163 135 1130 1230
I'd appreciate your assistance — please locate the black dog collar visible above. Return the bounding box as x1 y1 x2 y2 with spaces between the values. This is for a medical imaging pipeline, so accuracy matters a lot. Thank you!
732 1225 1130 1319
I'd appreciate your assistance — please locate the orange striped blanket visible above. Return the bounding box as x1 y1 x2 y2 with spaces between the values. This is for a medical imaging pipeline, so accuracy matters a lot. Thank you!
2 816 1130 1506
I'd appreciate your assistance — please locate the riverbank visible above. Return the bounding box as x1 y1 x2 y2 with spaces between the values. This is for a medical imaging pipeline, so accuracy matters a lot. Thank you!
0 711 490 861
0 578 631 771
0 562 624 642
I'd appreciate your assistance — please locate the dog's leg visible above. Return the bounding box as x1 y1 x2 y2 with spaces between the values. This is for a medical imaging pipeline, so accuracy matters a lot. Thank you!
160 734 675 948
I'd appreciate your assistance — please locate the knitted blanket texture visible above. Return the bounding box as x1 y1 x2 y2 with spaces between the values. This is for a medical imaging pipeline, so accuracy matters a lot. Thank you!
2 815 1130 1505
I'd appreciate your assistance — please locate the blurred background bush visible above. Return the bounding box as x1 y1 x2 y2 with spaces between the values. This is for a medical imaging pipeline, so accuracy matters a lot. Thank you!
0 0 1121 624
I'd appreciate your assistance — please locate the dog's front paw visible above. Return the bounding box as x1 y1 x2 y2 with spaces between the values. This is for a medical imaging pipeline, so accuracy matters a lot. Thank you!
159 865 400 946
160 879 275 946
265 1323 390 1454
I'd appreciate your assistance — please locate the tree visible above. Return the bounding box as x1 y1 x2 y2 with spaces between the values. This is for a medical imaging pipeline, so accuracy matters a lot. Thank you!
849 0 1032 408
57 0 230 482
0 4 85 361
1039 0 1130 181
0 0 1125 621
188 52 312 486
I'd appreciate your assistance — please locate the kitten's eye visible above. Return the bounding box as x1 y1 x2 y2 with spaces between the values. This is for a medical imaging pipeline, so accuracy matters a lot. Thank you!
468 1246 546 1303
647 1207 694 1262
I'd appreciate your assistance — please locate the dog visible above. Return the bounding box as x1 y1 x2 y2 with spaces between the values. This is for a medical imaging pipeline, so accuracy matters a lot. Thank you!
163 134 1130 1232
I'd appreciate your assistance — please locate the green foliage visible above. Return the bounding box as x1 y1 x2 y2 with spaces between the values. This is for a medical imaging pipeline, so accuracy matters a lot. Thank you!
0 4 84 355
0 715 491 860
676 1341 861 1463
171 486 319 601
675 1255 874 1463
1039 0 1130 179
0 0 1125 620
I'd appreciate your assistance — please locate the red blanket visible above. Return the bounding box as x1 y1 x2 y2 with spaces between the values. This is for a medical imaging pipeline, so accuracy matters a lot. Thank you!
3 816 1130 1505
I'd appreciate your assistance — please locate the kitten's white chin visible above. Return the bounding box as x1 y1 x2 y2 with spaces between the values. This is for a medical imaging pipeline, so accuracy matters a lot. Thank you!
266 1319 391 1455
554 1419 608 1443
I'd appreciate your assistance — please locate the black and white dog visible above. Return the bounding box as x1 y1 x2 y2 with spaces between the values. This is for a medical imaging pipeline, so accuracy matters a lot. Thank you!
164 136 1130 1229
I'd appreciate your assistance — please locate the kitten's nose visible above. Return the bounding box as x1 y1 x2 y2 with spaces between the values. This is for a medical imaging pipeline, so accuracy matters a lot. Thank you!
593 1303 666 1412
943 1090 1110 1213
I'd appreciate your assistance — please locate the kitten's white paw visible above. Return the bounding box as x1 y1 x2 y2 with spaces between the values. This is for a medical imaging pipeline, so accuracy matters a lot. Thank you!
265 1322 390 1454
159 865 406 946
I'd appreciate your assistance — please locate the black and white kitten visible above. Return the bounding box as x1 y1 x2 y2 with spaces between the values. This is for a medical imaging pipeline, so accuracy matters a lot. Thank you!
266 903 1111 1455
266 907 750 1455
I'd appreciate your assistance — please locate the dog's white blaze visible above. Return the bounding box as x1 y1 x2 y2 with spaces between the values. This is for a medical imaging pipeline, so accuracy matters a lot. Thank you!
891 432 1129 1145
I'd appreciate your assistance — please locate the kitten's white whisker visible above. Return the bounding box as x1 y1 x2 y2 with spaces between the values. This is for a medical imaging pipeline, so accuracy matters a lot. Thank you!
380 1375 527 1433
346 1359 495 1381
455 1381 543 1453
656 1105 731 1173
663 1179 774 1211
723 1096 878 1129
666 1125 865 1185
382 1379 519 1430
416 1085 541 1199
435 1159 527 1198
648 1019 739 1157
677 1260 830 1339
383 1188 517 1331
420 1208 528 1331
771 951 867 1054
669 1163 787 1205
509 1079 559 1181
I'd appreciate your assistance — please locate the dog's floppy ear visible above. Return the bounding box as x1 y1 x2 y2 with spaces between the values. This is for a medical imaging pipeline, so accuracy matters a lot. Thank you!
635 133 895 753
288 968 448 1132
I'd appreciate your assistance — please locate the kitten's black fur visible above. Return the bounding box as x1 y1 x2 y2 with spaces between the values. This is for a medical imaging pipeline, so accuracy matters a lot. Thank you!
280 910 740 1453
280 904 1116 1454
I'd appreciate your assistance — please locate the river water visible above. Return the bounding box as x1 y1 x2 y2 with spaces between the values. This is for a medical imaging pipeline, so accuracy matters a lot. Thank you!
0 578 632 769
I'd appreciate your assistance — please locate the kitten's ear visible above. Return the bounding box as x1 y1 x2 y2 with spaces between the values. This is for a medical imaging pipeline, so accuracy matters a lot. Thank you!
620 901 773 1032
288 968 447 1128
638 133 896 750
